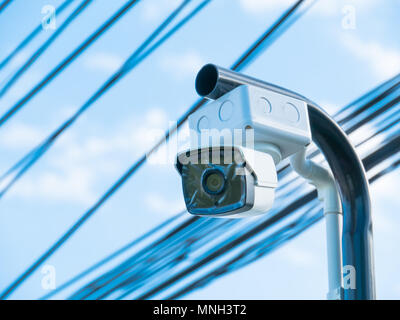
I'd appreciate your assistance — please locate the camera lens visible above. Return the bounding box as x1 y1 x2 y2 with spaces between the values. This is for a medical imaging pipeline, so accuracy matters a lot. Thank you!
202 169 226 195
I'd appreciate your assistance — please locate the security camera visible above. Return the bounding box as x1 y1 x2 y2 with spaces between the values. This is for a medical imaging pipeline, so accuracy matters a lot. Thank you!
176 64 354 301
176 146 277 217
176 64 312 218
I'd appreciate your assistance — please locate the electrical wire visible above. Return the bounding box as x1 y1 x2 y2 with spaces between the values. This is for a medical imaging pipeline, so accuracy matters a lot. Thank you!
39 65 400 299
0 0 308 234
0 0 140 127
0 0 211 300
67 88 400 299
0 0 93 97
0 0 12 15
40 211 185 300
0 0 74 70
169 152 399 300
0 0 308 300
134 139 400 300
0 0 205 199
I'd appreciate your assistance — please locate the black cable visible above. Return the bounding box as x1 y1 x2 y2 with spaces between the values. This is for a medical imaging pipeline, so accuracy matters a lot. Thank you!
86 85 400 298
0 0 211 300
231 0 308 70
169 155 399 300
0 0 307 211
82 219 233 300
0 0 140 127
0 0 93 97
0 1 74 70
40 211 185 300
134 133 398 300
79 87 400 300
136 190 318 299
67 98 399 299
0 0 311 197
355 111 400 148
334 73 400 119
1 0 310 299
0 0 12 15
369 159 400 184
64 0 311 299
337 78 400 126
0 0 205 199
167 206 323 299
0 0 314 299
77 63 400 298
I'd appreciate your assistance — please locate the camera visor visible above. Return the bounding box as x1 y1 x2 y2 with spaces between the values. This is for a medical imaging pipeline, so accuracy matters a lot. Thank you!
177 147 254 216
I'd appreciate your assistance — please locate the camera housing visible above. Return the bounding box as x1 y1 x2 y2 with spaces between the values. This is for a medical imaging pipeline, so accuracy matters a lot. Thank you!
176 146 277 217
176 66 312 218
189 84 311 160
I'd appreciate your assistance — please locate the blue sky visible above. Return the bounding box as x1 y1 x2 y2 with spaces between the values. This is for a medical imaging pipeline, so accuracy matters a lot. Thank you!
0 0 399 299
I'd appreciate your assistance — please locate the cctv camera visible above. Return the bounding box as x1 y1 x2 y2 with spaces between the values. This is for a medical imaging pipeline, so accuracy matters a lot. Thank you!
176 146 277 217
176 64 312 218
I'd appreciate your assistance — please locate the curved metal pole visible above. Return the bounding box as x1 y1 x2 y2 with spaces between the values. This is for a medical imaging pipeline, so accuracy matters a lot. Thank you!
195 64 376 299
307 105 375 300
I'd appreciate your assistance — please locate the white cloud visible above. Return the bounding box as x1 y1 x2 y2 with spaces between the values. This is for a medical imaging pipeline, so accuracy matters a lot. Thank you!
130 108 169 151
1 70 42 99
0 49 32 85
341 34 400 80
279 244 318 268
12 167 97 205
159 51 205 79
0 122 44 148
1 108 175 205
83 52 124 73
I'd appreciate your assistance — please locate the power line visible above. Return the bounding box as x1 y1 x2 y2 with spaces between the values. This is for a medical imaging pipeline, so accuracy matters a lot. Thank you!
54 108 399 299
0 0 13 15
0 1 309 203
0 0 93 97
166 206 323 299
169 152 400 300
0 0 74 70
34 0 400 298
0 0 311 200
231 0 310 70
136 139 400 299
0 0 206 199
0 0 141 127
19 0 314 300
40 211 185 300
67 83 400 299
0 0 308 300
0 0 211 300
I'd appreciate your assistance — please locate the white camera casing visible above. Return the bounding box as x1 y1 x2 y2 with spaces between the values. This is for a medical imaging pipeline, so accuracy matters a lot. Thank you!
189 84 311 162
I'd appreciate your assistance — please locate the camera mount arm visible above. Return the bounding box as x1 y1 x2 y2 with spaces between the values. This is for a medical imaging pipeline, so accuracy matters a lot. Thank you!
290 147 343 300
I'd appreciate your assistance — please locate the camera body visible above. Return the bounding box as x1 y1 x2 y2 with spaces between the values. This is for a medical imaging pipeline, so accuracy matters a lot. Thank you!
176 146 277 217
176 84 311 217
